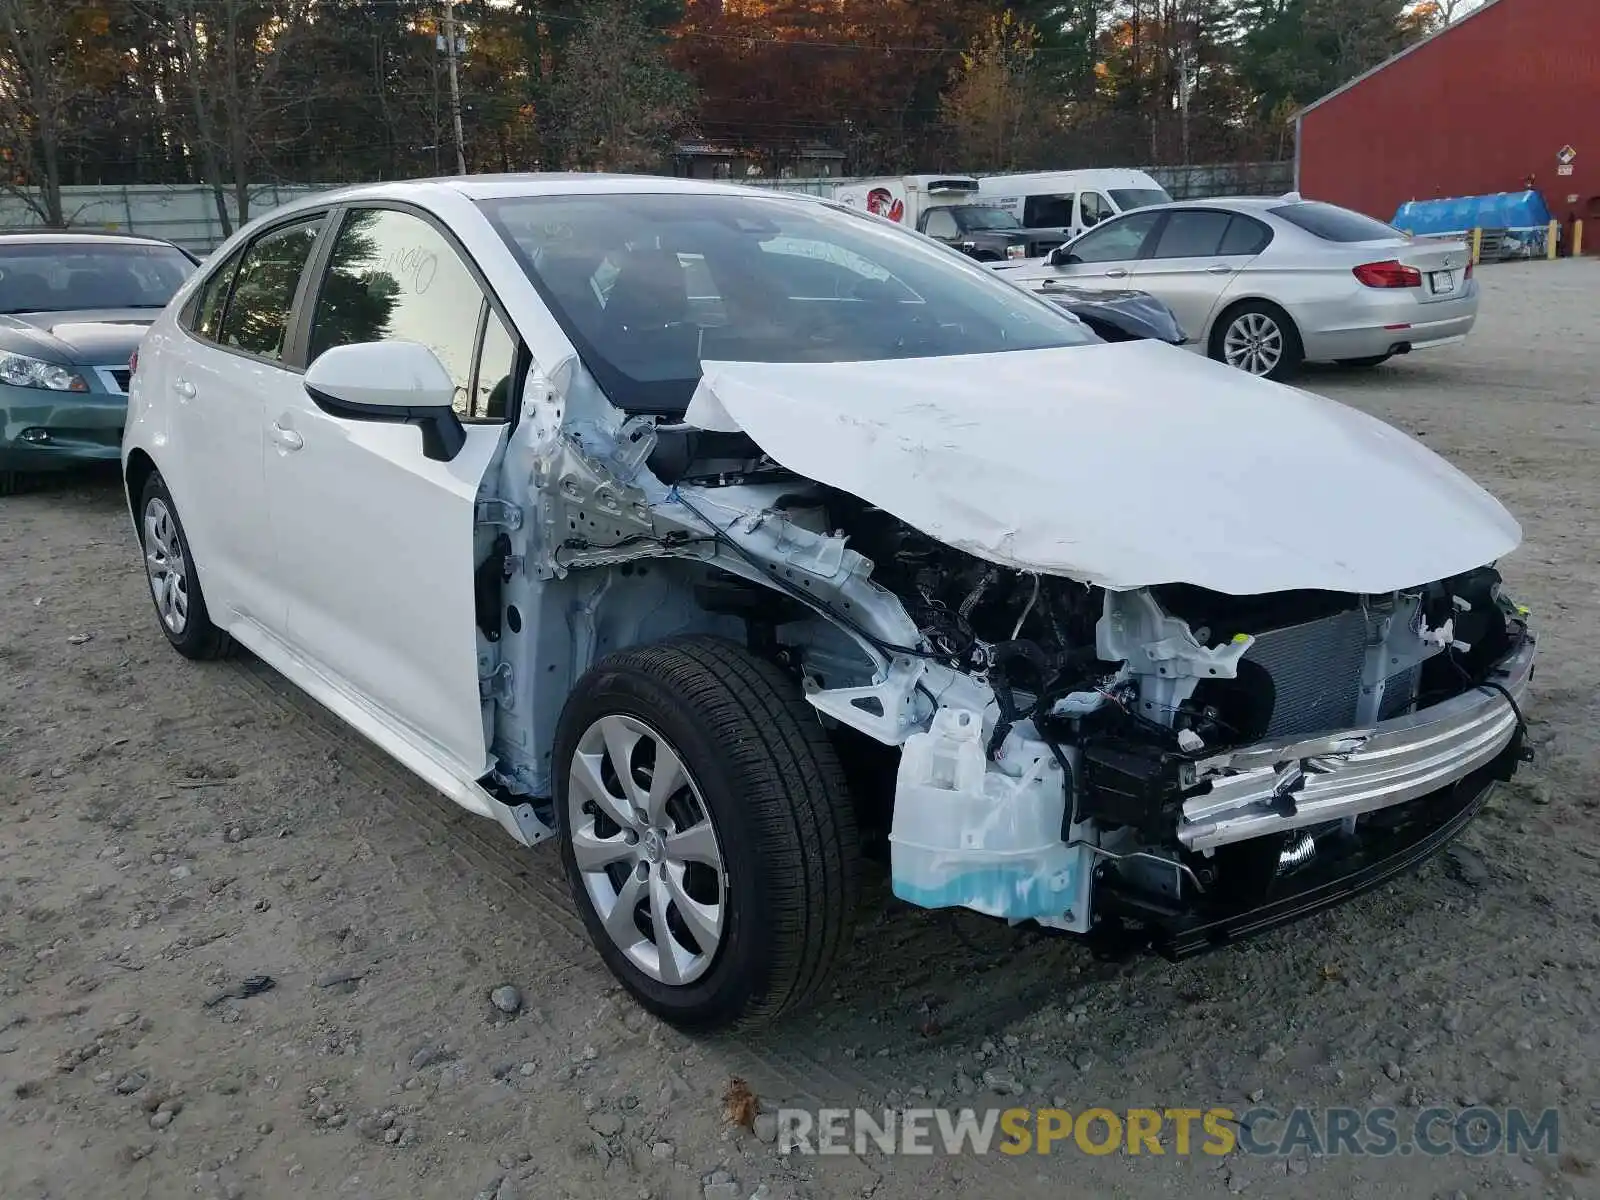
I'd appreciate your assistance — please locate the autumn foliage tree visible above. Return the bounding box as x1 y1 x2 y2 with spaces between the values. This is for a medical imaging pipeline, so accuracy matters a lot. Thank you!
549 1 696 171
0 0 124 224
0 0 1454 214
941 12 1054 171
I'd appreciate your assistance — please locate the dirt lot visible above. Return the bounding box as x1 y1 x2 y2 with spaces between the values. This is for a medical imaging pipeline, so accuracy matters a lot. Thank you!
3 259 1598 1200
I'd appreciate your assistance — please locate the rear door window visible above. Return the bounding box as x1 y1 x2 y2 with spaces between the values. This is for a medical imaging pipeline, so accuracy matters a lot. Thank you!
217 218 325 361
1219 215 1274 256
186 246 246 340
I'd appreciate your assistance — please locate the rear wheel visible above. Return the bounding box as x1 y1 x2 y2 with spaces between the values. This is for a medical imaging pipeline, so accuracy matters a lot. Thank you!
1336 354 1393 368
1211 301 1303 380
137 473 232 660
554 635 859 1029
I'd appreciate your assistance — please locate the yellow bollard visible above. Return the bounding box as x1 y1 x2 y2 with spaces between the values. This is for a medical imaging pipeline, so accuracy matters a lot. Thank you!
1547 219 1559 260
1471 227 1483 264
1576 220 1585 257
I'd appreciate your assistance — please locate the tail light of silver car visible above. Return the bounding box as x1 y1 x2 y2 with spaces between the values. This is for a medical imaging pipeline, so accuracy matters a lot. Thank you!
1352 260 1423 289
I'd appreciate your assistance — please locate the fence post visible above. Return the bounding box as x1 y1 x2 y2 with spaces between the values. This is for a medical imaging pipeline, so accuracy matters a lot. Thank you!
1471 227 1483 264
1547 219 1559 260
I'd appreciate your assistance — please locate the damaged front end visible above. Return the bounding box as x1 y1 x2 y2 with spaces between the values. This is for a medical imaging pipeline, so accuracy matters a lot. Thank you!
509 346 1536 960
845 536 1537 954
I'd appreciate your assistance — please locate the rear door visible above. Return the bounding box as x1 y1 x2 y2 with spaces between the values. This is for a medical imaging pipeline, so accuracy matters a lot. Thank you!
262 203 517 778
158 212 328 632
1129 210 1272 340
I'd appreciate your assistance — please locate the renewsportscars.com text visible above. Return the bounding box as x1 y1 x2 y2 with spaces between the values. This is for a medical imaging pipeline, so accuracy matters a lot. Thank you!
775 1106 1561 1158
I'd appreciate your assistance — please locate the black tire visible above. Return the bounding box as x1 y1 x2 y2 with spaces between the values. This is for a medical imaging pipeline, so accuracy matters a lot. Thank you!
1209 300 1304 381
136 472 232 660
1335 354 1393 368
554 635 859 1030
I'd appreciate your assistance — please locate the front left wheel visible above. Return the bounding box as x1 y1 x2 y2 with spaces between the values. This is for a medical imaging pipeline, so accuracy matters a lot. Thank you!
554 635 860 1029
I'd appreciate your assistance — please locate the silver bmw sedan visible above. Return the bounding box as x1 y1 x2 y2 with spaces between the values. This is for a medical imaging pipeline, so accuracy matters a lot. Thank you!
991 195 1478 379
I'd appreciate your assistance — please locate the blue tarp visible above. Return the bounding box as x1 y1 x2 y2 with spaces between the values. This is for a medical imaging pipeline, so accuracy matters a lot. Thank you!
1392 190 1552 236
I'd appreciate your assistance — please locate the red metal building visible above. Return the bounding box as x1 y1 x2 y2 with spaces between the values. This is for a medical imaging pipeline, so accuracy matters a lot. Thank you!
1295 0 1600 238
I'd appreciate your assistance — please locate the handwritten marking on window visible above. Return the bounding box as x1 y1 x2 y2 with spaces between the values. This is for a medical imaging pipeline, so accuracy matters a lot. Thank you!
376 245 439 296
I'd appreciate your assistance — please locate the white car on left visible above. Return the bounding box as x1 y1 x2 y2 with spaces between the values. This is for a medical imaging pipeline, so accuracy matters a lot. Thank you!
991 196 1479 380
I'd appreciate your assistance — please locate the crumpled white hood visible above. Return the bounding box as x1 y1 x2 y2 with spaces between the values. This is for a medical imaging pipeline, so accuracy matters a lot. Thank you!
684 342 1521 595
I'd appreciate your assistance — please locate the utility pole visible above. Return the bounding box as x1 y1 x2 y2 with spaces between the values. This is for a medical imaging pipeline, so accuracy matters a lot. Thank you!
442 0 467 175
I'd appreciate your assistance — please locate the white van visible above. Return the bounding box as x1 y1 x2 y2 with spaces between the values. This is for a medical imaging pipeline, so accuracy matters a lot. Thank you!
976 169 1172 240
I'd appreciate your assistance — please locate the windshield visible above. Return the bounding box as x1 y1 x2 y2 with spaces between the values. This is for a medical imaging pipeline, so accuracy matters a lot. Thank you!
954 206 1023 230
1109 188 1172 211
478 191 1098 413
0 241 196 314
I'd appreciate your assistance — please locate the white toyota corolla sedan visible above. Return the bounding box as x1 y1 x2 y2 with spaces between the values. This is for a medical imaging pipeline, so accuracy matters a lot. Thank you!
991 196 1479 379
122 176 1536 1029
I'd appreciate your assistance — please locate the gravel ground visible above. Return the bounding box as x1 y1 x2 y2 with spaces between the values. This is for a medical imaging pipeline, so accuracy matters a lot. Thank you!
2 259 1598 1200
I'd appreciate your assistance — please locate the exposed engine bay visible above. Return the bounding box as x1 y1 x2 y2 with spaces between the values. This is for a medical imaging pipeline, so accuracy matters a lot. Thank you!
519 362 1537 960
655 468 1536 954
804 490 1523 949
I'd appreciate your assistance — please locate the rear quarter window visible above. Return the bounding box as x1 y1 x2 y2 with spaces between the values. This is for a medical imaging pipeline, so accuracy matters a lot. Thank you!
1269 202 1405 243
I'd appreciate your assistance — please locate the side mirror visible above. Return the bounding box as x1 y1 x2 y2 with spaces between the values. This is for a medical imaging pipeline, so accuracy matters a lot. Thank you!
304 340 466 463
1048 246 1080 267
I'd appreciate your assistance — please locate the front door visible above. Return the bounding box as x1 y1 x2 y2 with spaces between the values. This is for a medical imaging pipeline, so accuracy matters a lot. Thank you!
263 204 519 778
1032 209 1164 296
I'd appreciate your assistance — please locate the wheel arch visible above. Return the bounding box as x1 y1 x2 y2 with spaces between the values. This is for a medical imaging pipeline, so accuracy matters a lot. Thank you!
1205 294 1305 361
124 447 159 523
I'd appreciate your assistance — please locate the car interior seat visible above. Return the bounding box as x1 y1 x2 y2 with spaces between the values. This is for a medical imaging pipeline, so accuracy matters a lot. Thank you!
601 247 700 376
0 269 56 313
99 266 150 308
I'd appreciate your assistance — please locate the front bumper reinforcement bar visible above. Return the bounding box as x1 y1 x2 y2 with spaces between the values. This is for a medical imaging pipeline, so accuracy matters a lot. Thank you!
1176 632 1536 853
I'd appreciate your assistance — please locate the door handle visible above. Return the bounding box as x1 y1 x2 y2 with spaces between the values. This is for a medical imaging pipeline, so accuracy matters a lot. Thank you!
1206 264 1235 275
173 378 196 399
269 422 304 452
1103 268 1130 279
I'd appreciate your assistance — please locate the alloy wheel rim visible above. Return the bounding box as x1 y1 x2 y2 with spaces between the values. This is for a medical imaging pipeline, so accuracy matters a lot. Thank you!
567 714 726 986
1223 312 1284 376
143 498 190 634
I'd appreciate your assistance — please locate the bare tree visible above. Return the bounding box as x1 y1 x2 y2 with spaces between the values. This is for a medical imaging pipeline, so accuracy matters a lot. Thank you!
0 0 94 225
549 1 696 172
138 0 315 235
